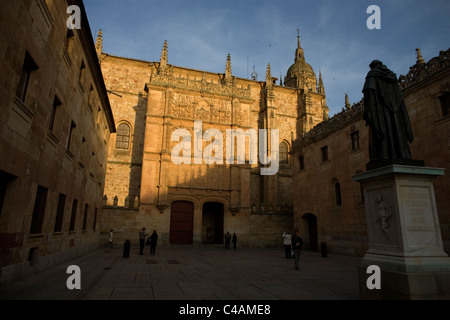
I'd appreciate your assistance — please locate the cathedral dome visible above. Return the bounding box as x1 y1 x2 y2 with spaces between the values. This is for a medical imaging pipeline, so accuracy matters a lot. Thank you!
286 60 315 80
284 33 317 89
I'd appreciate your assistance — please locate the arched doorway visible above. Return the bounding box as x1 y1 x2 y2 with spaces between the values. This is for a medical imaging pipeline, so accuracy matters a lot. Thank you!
170 201 194 245
302 213 318 251
202 202 224 244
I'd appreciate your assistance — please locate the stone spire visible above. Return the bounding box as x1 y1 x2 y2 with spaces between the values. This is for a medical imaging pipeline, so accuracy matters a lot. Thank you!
266 63 275 101
95 29 103 60
345 93 351 110
160 40 168 72
295 29 305 63
251 65 258 81
266 63 272 85
318 71 325 94
416 48 425 64
225 53 232 85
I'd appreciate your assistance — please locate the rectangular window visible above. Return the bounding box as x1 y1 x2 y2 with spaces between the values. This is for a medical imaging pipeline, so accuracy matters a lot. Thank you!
67 121 77 151
64 29 75 54
79 60 86 82
440 92 450 117
30 186 48 234
321 146 329 162
69 199 78 232
54 194 66 233
49 96 62 132
299 156 305 171
16 51 39 102
0 171 17 217
351 131 360 151
335 182 342 206
82 203 89 231
93 208 98 231
0 183 6 217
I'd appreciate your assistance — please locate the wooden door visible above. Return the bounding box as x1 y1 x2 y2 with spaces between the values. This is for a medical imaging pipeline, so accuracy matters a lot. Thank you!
170 201 194 244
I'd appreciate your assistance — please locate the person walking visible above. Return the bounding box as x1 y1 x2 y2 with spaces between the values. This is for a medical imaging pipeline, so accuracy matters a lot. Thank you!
232 233 237 250
139 227 148 255
108 229 114 248
224 231 231 249
282 230 292 259
291 230 303 270
150 230 158 255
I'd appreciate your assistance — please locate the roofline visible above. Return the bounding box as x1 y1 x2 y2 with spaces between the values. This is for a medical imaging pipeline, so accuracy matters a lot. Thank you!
71 0 116 133
102 53 288 87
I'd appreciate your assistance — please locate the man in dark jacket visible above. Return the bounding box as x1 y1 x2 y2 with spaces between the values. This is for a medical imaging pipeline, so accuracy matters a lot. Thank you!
291 230 303 270
150 230 158 255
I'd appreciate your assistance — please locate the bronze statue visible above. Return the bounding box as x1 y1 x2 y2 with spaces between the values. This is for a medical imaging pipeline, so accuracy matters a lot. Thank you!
362 60 414 164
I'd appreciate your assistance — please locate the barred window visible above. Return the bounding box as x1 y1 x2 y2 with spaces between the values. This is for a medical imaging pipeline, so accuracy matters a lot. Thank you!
351 131 360 151
321 146 329 162
116 123 131 150
299 156 305 171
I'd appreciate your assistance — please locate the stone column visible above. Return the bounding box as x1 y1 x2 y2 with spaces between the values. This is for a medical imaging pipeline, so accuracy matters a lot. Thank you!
353 165 450 299
192 205 203 246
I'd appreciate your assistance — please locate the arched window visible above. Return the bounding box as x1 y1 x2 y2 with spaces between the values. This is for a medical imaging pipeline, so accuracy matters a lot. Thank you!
115 123 131 150
279 141 289 165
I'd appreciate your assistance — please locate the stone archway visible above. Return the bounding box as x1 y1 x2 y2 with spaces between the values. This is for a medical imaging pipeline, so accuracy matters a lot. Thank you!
302 213 319 251
202 202 224 244
170 201 194 245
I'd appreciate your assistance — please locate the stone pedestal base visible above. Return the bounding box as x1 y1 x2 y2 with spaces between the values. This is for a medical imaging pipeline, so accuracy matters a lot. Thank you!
353 165 450 299
358 254 450 299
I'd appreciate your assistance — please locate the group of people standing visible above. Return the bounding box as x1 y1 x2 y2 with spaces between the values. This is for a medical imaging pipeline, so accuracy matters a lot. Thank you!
283 230 303 270
139 228 158 255
224 232 238 250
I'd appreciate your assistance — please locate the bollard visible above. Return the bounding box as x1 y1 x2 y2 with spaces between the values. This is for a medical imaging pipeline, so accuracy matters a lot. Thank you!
123 240 131 258
321 242 328 257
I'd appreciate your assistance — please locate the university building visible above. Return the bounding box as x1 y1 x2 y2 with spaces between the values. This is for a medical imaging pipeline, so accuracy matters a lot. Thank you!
291 48 450 256
0 0 115 284
99 33 328 247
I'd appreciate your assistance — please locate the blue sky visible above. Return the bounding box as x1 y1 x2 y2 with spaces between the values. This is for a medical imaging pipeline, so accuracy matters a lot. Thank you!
84 0 450 116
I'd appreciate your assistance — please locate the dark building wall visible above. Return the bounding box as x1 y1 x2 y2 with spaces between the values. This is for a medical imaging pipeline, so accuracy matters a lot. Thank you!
0 0 115 284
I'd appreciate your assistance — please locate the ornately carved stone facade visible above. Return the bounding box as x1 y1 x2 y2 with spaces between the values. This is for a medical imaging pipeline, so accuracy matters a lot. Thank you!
0 0 115 284
100 34 328 247
291 48 450 256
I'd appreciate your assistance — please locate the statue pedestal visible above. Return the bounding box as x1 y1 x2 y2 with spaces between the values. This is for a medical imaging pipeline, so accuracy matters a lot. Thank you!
353 165 450 299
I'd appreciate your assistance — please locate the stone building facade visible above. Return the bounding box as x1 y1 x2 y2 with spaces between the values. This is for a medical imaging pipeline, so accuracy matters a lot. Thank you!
291 49 450 256
0 0 115 284
100 34 329 247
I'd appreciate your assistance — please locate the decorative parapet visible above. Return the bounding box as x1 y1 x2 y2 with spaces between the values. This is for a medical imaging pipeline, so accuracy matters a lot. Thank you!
102 195 139 210
148 69 252 100
399 48 450 89
293 100 364 150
